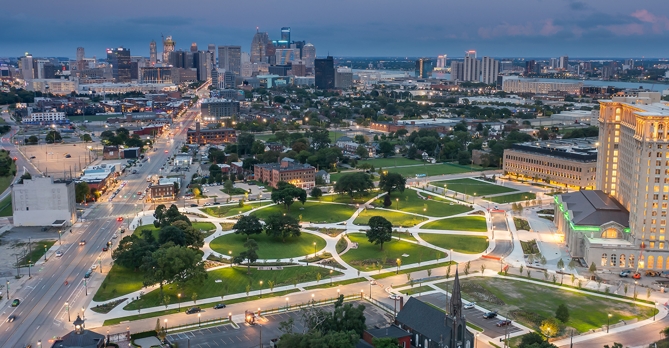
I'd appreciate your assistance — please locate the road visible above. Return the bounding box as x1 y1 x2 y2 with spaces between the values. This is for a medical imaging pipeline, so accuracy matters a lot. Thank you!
489 212 513 259
0 92 205 347
0 113 41 202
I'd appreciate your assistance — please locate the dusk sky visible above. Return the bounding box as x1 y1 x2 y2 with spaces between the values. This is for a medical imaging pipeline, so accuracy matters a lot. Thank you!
3 0 669 59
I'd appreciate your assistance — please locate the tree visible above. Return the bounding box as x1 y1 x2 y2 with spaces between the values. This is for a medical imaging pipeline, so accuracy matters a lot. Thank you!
232 238 259 274
75 182 90 202
113 235 157 271
233 215 263 240
237 133 255 156
45 130 62 143
557 258 565 270
539 317 561 338
372 337 399 348
661 327 669 338
306 127 331 150
518 332 558 348
378 141 394 157
158 226 187 247
171 220 204 248
310 187 323 201
555 303 569 323
271 182 307 212
224 180 235 194
277 330 358 348
589 262 597 277
141 245 207 299
264 214 301 242
81 134 93 142
379 173 406 197
366 216 393 251
355 145 369 159
334 172 374 200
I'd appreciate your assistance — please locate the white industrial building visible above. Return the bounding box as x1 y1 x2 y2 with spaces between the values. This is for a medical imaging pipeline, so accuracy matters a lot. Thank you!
12 176 77 227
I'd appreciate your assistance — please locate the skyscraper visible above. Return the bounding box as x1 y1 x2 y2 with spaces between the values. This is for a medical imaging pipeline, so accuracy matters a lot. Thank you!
149 40 157 65
218 46 242 76
190 42 198 53
76 47 85 62
436 54 447 69
20 53 34 81
194 51 211 81
463 50 480 82
449 61 464 81
415 58 434 79
107 47 131 82
275 49 299 65
250 28 270 63
315 56 334 90
162 35 175 63
524 60 536 75
281 27 291 42
302 43 316 68
481 57 499 84
559 56 569 70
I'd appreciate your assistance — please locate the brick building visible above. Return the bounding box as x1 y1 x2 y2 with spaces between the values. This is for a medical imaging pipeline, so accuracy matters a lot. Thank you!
370 121 405 133
187 122 236 145
254 158 315 189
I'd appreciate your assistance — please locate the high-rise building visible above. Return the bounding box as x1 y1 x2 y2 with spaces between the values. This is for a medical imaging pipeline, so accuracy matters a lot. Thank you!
302 43 316 68
76 47 85 62
291 61 307 77
480 57 499 84
314 56 334 90
449 61 464 81
559 56 569 70
218 46 242 76
335 67 353 89
275 49 299 65
190 42 198 53
414 58 434 79
194 51 211 81
436 54 447 69
20 54 34 81
162 35 175 63
106 47 131 82
149 40 157 65
525 60 536 75
463 51 480 82
250 28 270 63
550 58 559 69
281 27 291 42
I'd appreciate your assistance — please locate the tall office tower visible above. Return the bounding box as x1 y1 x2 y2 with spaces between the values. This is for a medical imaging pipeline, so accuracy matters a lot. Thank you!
190 42 198 53
107 47 131 82
559 56 569 70
20 54 34 81
162 35 175 63
481 57 499 84
436 55 447 69
449 61 464 81
555 92 669 271
275 49 299 65
250 28 270 63
266 42 277 65
314 56 334 89
302 43 316 69
194 51 210 81
463 50 480 82
281 27 291 42
169 50 186 68
525 60 536 75
335 67 353 89
76 47 85 62
217 46 242 76
414 58 434 78
550 58 558 69
149 40 157 65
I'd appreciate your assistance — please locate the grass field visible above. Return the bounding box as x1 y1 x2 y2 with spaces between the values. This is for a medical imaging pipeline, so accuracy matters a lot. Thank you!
319 192 376 205
201 202 263 217
358 157 421 168
421 216 487 232
400 285 434 296
353 209 427 227
209 232 327 259
341 233 445 271
387 164 472 177
330 171 380 184
255 131 339 143
123 265 341 310
435 277 656 333
94 265 145 302
371 261 455 280
487 192 537 204
303 277 369 290
191 222 216 231
370 190 472 218
19 240 56 265
434 178 517 196
418 234 489 254
0 195 11 217
251 202 356 223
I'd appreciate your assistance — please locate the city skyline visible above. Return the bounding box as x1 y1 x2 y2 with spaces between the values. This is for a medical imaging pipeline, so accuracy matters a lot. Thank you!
2 0 669 58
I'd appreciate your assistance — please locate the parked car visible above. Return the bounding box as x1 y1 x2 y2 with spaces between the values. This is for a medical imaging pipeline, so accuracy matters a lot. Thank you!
632 272 642 279
619 270 631 277
102 247 108 252
190 204 198 207
11 299 20 307
214 303 226 309
483 311 498 319
186 307 201 314
389 294 401 300
463 302 476 310
496 319 512 327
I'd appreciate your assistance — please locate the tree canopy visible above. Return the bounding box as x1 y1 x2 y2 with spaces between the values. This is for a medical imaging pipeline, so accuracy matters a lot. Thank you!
264 214 301 242
271 182 307 212
334 172 374 199
233 215 264 240
366 216 393 251
378 172 406 196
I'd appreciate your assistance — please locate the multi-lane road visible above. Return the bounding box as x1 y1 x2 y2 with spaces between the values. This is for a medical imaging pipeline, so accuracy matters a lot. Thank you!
0 95 203 347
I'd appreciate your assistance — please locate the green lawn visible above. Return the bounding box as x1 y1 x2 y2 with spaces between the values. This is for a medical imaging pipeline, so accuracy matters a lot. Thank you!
319 192 376 205
201 202 263 217
0 195 11 217
400 285 434 296
370 190 472 218
418 234 489 254
209 232 327 260
134 224 160 240
220 187 249 195
19 240 56 265
371 261 455 280
387 164 472 177
435 277 656 333
0 150 17 194
123 265 341 310
341 233 445 271
421 216 487 232
359 157 421 168
434 178 517 196
191 222 216 231
487 192 537 204
304 277 369 290
251 202 356 223
353 209 427 227
94 265 145 302
330 172 380 184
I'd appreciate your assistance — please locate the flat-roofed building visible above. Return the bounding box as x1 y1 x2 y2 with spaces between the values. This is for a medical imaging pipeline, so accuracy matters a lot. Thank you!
503 137 598 190
187 122 236 145
12 176 77 227
502 77 582 94
254 158 315 189
200 98 240 121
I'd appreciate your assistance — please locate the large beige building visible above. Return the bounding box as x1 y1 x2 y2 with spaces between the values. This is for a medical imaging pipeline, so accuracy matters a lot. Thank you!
12 176 77 227
503 138 598 190
556 92 669 270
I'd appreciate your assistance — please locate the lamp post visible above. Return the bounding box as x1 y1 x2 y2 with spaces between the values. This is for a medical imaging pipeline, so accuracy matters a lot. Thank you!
313 242 317 257
98 256 102 273
369 281 373 300
5 280 8 299
450 249 453 264
634 280 638 298
561 268 565 285
58 230 62 245
259 281 263 298
84 278 88 296
285 297 289 311
655 301 658 321
396 258 400 274
473 192 476 204
44 244 48 262
82 307 85 319
607 313 612 333
178 293 181 312
65 302 70 322
198 313 201 327
500 258 504 272
28 260 32 278
360 289 364 299
396 198 399 210
329 270 333 286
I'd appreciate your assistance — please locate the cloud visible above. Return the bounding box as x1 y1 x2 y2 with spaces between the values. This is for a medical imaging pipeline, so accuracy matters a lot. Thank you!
631 9 669 33
569 1 589 11
478 19 562 39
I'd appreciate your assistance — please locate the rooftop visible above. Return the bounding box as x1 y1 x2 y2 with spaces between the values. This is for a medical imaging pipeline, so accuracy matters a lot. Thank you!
510 137 599 162
560 190 629 227
396 297 453 342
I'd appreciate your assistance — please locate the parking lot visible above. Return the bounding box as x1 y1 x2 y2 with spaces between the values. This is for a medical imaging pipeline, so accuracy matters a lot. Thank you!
167 301 391 348
21 142 98 178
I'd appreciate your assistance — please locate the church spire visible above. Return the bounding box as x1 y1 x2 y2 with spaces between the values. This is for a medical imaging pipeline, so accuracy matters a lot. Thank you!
449 268 464 319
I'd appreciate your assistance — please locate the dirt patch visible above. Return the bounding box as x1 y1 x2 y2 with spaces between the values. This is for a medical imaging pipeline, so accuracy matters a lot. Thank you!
0 227 58 277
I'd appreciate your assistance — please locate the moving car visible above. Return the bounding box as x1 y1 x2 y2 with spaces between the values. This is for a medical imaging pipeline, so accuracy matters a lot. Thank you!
117 217 123 222
388 294 401 300
55 251 63 257
11 299 20 307
214 303 226 309
483 311 498 319
632 272 642 279
84 270 93 278
186 307 201 314
496 319 512 327
79 240 86 246
7 315 15 323
619 270 631 277
102 247 108 252
190 204 198 207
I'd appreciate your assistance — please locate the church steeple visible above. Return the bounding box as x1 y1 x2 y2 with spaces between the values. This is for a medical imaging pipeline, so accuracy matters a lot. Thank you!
449 268 464 319
448 268 467 348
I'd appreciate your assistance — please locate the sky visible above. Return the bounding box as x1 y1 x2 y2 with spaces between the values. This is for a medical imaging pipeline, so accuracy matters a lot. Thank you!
3 0 669 59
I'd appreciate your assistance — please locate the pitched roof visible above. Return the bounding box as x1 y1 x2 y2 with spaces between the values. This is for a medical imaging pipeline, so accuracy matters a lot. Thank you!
561 190 629 227
396 297 452 342
366 325 411 339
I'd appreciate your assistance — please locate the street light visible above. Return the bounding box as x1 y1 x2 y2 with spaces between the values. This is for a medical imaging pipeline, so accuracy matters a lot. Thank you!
396 258 401 274
198 313 201 327
396 198 399 210
58 230 62 245
44 244 48 262
259 280 263 298
177 293 181 312
330 269 333 286
370 281 373 300
655 301 658 321
98 256 102 273
28 260 32 278
607 313 612 333
5 280 8 299
65 302 70 322
285 297 289 310
164 319 168 333
313 242 317 257
82 307 85 319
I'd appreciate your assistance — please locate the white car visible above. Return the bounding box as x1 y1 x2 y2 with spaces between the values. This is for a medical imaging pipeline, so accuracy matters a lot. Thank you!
55 251 63 257
464 302 476 309
90 264 98 270
389 294 401 300
203 203 212 206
